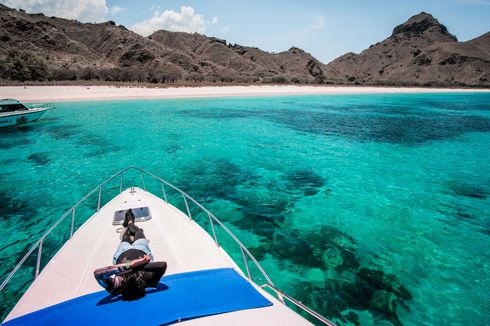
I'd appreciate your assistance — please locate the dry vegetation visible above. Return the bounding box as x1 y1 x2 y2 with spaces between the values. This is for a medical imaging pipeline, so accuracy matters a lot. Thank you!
0 5 488 88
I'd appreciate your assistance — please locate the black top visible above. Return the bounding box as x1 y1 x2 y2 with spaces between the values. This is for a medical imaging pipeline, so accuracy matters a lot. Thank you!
117 249 167 288
117 249 147 263
135 261 167 287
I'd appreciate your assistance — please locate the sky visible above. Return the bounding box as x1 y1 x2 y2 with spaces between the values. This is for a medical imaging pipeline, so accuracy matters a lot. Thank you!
1 0 489 63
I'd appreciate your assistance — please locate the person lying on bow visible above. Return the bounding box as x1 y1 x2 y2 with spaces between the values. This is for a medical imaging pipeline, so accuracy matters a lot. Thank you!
94 209 167 300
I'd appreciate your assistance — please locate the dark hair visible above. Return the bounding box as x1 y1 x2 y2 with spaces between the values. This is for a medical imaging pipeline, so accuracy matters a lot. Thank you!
121 271 146 300
105 276 120 295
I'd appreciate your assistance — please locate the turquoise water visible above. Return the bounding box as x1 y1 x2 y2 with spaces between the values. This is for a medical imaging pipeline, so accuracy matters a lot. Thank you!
0 93 489 325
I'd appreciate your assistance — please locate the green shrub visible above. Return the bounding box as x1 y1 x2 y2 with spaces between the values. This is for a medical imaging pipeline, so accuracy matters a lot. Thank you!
0 50 48 81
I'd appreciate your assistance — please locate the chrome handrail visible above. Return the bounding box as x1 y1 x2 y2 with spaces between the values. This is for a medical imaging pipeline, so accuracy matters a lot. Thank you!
0 166 132 290
0 166 334 324
261 284 336 326
134 168 278 288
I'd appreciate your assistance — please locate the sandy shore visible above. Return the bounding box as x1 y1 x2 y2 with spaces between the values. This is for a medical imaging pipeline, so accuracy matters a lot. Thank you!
0 85 488 102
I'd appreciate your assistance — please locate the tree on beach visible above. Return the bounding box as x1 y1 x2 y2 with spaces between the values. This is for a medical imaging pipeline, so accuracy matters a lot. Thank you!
0 50 48 82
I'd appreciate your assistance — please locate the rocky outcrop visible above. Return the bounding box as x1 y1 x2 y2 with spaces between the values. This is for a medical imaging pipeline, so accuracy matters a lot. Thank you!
149 31 328 83
391 12 457 41
325 12 490 87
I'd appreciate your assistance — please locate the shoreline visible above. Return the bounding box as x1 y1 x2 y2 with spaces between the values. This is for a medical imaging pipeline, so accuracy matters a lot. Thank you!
0 85 489 103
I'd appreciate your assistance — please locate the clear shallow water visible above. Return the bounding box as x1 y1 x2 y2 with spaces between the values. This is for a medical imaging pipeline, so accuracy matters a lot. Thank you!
0 93 489 325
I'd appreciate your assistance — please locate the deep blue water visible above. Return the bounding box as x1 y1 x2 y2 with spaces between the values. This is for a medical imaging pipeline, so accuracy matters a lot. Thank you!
0 93 489 325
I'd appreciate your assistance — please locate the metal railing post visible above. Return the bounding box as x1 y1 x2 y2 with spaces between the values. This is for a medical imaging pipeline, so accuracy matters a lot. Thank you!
97 186 102 212
183 194 192 220
119 175 123 193
161 183 168 202
241 247 251 280
35 240 43 279
140 172 146 191
70 207 75 238
208 213 219 246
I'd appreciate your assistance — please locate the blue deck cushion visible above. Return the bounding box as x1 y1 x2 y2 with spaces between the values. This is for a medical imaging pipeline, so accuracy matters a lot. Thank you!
4 268 273 326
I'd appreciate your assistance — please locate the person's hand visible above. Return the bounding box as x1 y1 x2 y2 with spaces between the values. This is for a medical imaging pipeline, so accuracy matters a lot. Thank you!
131 255 150 268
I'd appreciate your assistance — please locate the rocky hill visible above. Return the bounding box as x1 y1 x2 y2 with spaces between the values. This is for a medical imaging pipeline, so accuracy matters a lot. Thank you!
0 4 327 84
0 5 488 87
149 30 327 83
324 12 490 87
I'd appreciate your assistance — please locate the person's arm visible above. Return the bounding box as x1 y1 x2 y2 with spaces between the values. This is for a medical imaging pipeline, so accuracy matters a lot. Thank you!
126 254 151 269
94 255 151 288
139 261 167 287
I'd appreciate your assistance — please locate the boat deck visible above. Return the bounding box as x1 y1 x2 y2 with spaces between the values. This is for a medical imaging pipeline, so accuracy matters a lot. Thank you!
5 187 310 325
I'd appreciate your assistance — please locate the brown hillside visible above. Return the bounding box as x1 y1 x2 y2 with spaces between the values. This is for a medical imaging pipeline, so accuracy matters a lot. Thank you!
325 12 490 87
0 5 488 87
0 4 328 84
149 30 328 83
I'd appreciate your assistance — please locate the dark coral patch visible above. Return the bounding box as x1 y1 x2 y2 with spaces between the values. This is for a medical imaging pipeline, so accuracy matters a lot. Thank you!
356 267 412 301
177 108 255 120
164 144 182 154
284 226 412 325
176 96 490 144
47 124 82 139
84 145 122 157
266 109 490 144
76 134 112 147
0 136 33 149
350 268 411 325
183 159 254 201
286 169 325 189
248 244 269 261
0 190 37 221
437 200 487 235
74 133 122 158
181 159 289 234
445 181 489 200
293 267 411 325
284 169 326 196
345 311 361 325
269 231 322 268
27 152 50 165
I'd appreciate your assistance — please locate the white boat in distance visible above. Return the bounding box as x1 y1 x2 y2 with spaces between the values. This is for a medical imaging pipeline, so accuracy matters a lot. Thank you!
0 167 335 325
0 99 51 127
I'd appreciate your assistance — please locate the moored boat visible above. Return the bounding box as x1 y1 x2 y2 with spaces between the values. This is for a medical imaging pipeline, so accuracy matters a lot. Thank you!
0 167 335 325
0 99 51 127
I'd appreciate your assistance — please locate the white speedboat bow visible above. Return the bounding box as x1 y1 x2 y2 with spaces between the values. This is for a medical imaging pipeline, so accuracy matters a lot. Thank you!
0 99 51 127
0 167 334 325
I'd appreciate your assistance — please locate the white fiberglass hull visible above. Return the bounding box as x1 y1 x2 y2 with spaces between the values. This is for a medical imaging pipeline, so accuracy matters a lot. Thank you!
4 187 311 325
0 108 49 127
